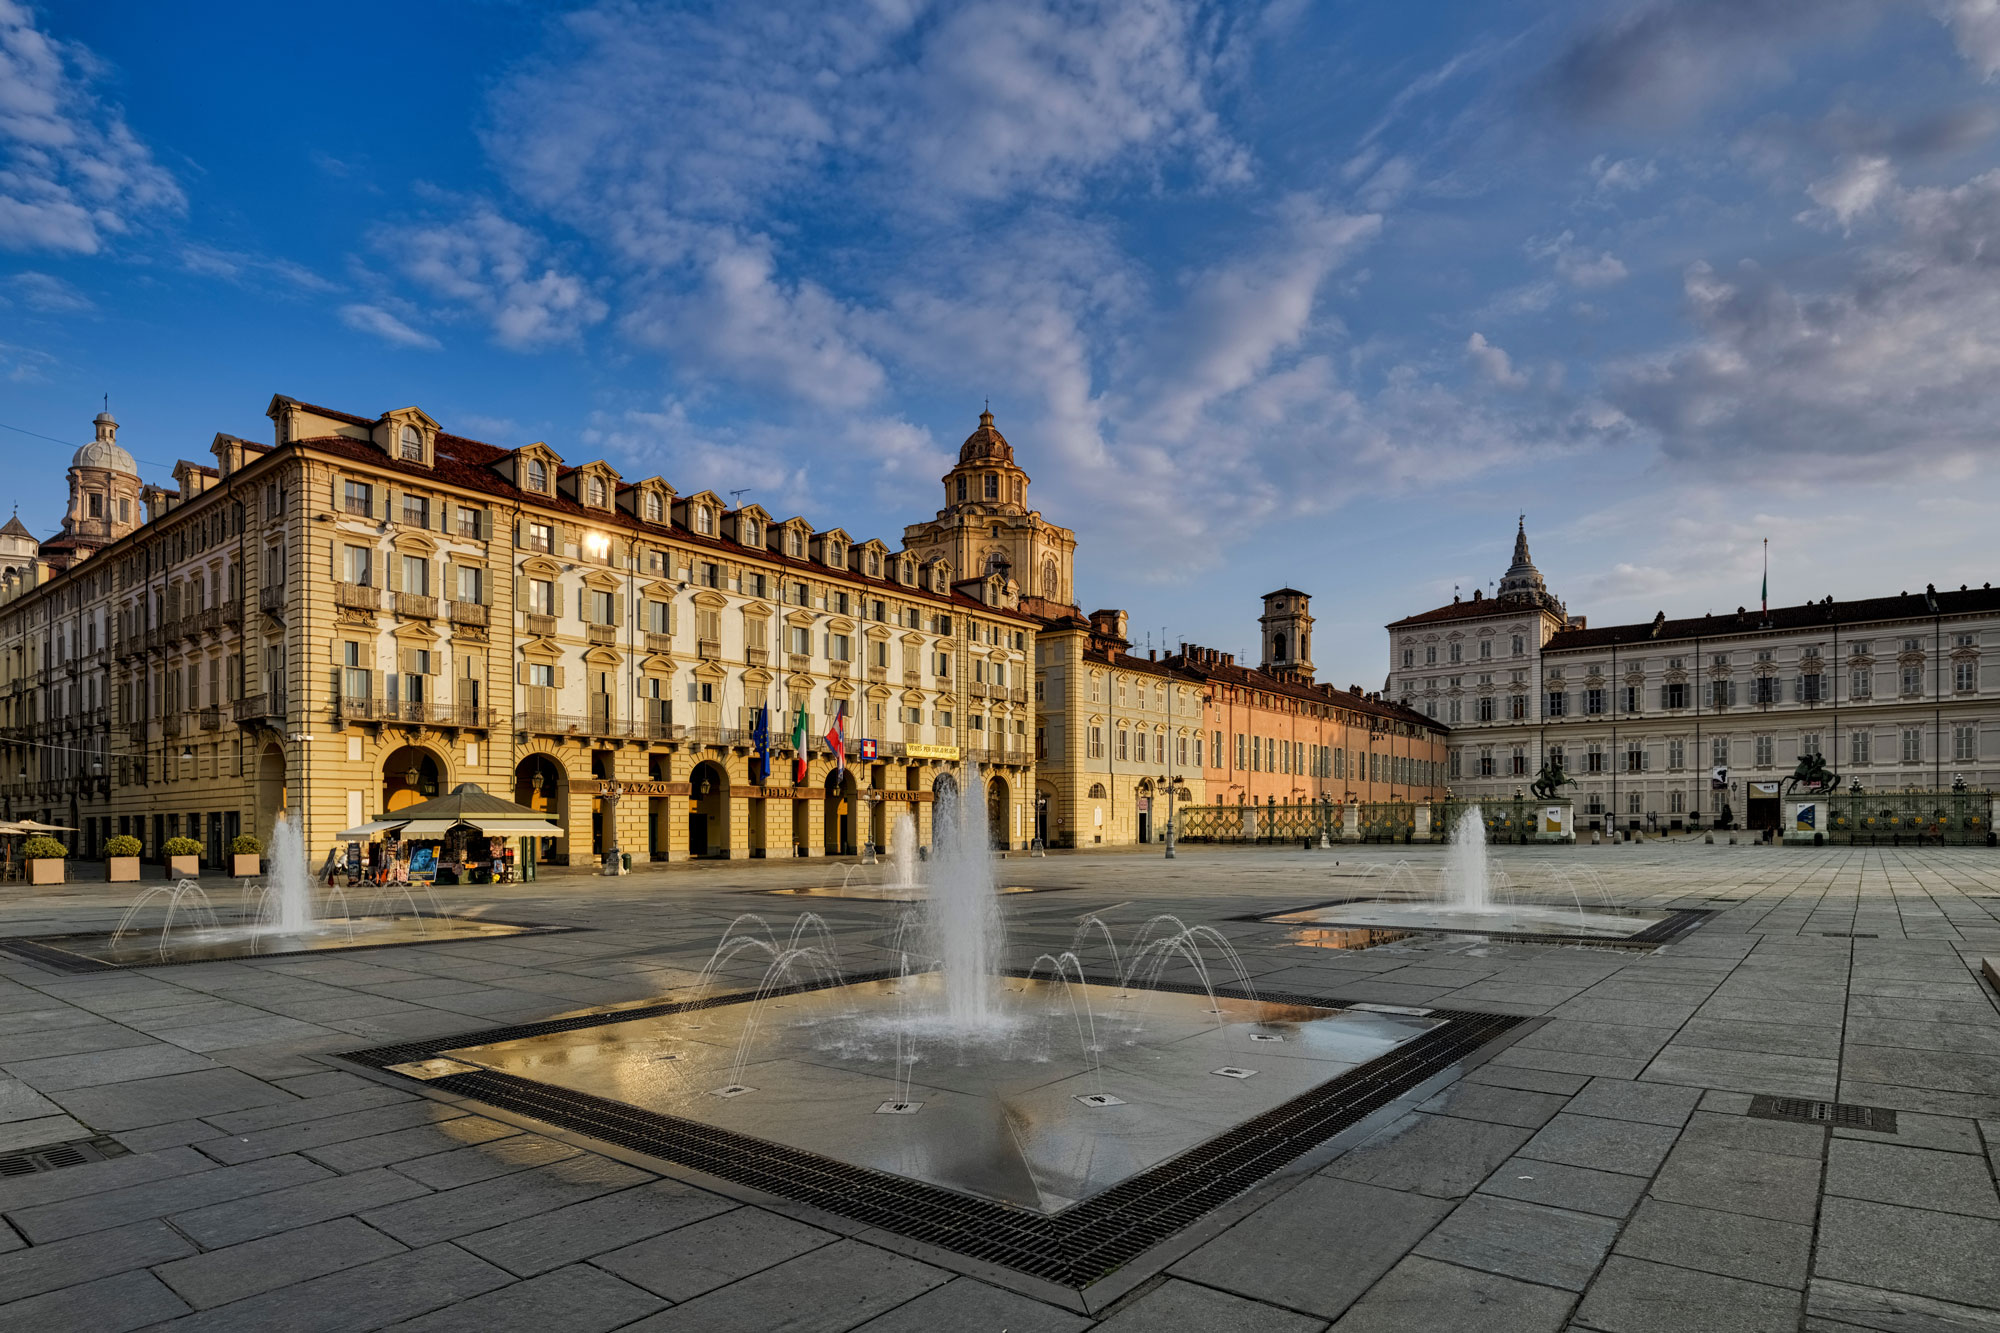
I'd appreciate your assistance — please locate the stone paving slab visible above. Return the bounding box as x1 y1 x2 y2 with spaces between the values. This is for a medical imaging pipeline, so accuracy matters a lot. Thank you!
0 845 1996 1329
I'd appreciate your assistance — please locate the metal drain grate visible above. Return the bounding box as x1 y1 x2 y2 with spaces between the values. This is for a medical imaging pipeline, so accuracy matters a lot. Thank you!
0 1135 128 1177
1820 932 1878 938
1747 1095 1897 1133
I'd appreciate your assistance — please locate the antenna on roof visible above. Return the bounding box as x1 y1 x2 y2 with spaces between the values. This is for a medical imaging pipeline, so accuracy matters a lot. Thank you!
728 489 750 508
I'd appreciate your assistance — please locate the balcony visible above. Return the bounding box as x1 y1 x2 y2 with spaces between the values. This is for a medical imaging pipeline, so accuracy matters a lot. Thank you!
222 600 243 626
525 613 558 639
867 666 888 684
788 654 812 675
513 711 649 741
334 582 379 612
969 681 990 700
1009 687 1028 703
588 624 618 646
395 593 439 620
448 600 487 627
829 659 851 678
338 696 493 729
198 706 223 731
904 670 920 688
645 632 675 656
162 714 183 738
196 607 223 635
697 637 722 660
234 693 285 725
683 724 747 747
745 647 768 667
260 584 285 614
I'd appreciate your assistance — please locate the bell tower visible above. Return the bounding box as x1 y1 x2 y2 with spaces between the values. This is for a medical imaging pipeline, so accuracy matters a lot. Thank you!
1260 588 1314 680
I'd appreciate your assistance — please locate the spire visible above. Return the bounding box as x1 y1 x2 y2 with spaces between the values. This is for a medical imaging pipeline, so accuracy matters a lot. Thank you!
1496 516 1554 606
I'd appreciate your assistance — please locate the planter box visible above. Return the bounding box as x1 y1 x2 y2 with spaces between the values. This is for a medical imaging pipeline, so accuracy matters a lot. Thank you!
231 854 261 877
167 855 200 878
107 856 140 882
27 858 64 885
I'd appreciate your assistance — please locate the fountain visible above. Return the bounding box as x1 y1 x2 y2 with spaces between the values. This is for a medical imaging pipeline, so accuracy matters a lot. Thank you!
1258 805 1685 942
884 813 920 890
0 814 567 971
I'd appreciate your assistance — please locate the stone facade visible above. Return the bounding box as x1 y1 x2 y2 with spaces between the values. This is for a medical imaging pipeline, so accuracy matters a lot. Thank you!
1389 523 2000 830
0 399 1040 866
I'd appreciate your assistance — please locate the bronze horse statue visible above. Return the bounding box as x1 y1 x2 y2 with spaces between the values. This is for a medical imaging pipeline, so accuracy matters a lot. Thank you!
1530 758 1578 802
1787 751 1839 797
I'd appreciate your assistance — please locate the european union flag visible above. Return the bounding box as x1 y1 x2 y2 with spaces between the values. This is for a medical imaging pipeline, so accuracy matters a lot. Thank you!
752 706 771 782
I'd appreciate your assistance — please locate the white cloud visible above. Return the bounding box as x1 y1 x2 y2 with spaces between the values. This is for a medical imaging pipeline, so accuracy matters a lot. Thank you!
2 269 90 311
1802 154 1895 228
178 244 333 293
338 303 440 350
1587 154 1658 193
1935 0 2000 78
373 204 606 350
1529 230 1629 288
1465 331 1527 387
0 0 183 253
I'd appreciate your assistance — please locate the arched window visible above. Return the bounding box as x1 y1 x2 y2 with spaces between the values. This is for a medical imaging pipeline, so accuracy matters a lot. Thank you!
786 530 803 557
742 519 758 547
1273 632 1287 662
696 507 713 535
828 543 844 569
400 425 422 460
1041 560 1058 601
1088 783 1106 798
588 477 606 507
526 459 547 492
645 492 663 523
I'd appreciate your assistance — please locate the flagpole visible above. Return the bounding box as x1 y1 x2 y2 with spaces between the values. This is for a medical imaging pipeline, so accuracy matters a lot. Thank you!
1762 538 1768 620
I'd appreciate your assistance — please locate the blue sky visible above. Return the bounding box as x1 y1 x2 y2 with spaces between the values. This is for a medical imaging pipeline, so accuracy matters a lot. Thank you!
6 0 2000 689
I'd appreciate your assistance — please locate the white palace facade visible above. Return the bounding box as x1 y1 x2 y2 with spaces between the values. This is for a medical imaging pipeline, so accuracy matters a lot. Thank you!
1387 524 2000 832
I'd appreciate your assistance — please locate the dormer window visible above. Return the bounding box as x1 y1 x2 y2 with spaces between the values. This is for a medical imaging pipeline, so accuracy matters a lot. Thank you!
786 530 803 558
527 459 547 492
741 519 759 547
867 552 880 577
588 477 606 507
399 425 422 461
828 542 844 569
696 507 713 535
645 492 663 523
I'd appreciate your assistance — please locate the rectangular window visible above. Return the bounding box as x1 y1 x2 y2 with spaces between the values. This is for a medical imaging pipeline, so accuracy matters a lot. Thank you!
1753 677 1777 705
1851 730 1871 765
1509 694 1527 720
1449 750 1462 779
1479 749 1494 777
1851 668 1872 699
455 565 483 603
1902 728 1922 763
401 495 429 527
1585 688 1604 715
1754 735 1773 766
1402 649 1414 668
1626 743 1644 773
1546 690 1566 717
1477 696 1494 722
343 480 373 516
1089 726 1104 759
1954 725 1976 762
1621 686 1639 713
525 522 553 553
1511 748 1527 776
1587 745 1605 773
588 589 615 624
1665 681 1687 709
1235 733 1246 770
527 579 555 616
1667 739 1685 770
829 634 851 661
1955 660 1977 691
790 626 812 656
457 506 482 538
343 544 373 586
1902 665 1924 695
400 555 429 595
1117 730 1129 761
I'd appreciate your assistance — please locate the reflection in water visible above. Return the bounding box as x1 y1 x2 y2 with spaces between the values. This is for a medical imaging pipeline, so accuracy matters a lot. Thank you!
1286 926 1417 951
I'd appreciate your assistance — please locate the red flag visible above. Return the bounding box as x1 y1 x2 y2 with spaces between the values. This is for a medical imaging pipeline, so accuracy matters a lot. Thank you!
825 704 847 776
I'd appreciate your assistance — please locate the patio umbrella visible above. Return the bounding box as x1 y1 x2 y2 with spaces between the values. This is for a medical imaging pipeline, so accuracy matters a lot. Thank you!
13 820 78 832
365 783 561 837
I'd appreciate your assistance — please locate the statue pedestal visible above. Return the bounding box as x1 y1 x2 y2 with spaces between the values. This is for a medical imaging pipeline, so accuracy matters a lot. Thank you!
1533 801 1577 843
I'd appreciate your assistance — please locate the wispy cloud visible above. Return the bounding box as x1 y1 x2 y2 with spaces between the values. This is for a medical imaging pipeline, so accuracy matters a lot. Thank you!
338 303 439 350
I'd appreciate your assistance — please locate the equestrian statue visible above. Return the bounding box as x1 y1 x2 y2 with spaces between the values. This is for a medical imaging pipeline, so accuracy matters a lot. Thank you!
1530 757 1578 802
1786 751 1840 797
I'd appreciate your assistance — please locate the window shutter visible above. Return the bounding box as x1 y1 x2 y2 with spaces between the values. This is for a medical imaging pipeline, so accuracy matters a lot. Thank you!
388 553 402 593
329 540 338 581
1727 680 1738 705
332 476 342 508
578 588 586 621
386 487 399 524
517 661 529 685
611 594 622 627
477 509 491 542
1658 686 1667 709
554 666 566 689
444 561 457 599
514 521 524 549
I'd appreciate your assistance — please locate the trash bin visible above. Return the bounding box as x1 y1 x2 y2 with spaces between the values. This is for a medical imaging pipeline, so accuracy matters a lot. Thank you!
522 860 536 882
621 853 631 872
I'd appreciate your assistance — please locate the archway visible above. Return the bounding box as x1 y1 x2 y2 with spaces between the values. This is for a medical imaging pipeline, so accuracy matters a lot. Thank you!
1035 788 1051 846
986 775 1010 850
932 771 958 802
383 745 444 814
514 753 568 866
823 766 858 856
689 760 729 858
1136 777 1155 844
255 743 286 844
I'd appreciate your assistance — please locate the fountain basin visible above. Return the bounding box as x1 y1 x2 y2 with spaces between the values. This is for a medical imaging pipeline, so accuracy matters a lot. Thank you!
432 971 1434 1213
0 914 575 973
762 884 1064 901
1252 897 1712 946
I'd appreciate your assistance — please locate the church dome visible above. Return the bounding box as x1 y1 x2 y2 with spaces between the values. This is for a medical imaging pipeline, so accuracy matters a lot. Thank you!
958 409 1014 465
73 413 137 475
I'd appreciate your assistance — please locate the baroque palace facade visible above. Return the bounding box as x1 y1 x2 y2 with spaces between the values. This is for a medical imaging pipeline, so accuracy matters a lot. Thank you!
1388 523 2000 831
0 399 1042 863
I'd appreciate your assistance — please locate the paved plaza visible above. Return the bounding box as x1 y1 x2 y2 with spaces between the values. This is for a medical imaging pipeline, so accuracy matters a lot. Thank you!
0 842 1997 1331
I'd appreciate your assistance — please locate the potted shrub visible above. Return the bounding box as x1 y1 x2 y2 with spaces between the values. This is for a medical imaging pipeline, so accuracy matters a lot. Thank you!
163 836 202 879
104 834 142 883
22 836 67 885
229 833 263 877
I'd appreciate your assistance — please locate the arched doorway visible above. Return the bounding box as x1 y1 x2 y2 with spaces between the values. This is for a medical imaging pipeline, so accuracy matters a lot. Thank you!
1035 787 1052 847
986 775 1010 850
689 761 729 858
383 746 444 813
823 767 857 856
1136 777 1155 844
515 754 567 866
255 743 286 844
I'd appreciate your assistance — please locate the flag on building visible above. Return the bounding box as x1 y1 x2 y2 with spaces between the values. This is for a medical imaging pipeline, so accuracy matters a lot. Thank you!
792 703 809 784
1711 765 1729 790
751 706 770 782
826 703 847 776
1761 538 1768 615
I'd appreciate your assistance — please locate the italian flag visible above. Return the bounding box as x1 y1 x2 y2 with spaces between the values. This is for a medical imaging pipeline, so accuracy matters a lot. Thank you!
792 704 809 785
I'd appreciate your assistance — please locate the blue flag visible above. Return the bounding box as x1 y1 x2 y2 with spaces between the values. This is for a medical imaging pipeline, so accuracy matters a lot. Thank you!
752 706 771 782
